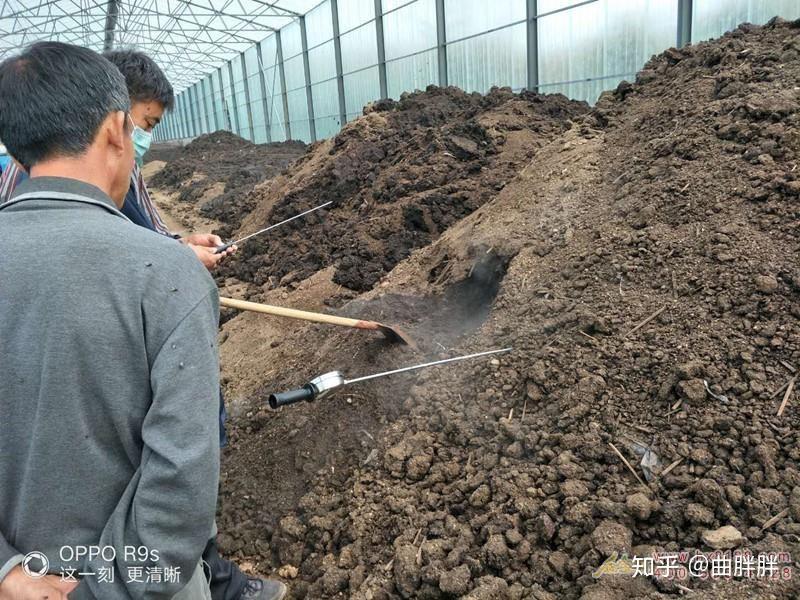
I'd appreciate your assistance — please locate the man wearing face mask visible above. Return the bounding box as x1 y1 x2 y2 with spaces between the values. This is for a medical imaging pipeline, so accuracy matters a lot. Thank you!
0 41 219 599
104 49 286 600
0 49 235 270
104 49 236 270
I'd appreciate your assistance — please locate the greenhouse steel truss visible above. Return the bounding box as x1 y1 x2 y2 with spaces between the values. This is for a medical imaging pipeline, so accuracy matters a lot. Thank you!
1 0 799 145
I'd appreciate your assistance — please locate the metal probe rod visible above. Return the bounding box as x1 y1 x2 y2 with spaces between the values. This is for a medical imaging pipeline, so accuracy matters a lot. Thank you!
230 200 333 246
216 201 334 252
344 347 512 385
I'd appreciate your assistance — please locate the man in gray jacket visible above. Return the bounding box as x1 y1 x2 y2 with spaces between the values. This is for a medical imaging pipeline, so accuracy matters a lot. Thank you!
0 42 219 599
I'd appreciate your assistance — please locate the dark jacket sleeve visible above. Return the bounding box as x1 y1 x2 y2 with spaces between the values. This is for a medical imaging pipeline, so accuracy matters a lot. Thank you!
121 184 157 231
69 291 221 599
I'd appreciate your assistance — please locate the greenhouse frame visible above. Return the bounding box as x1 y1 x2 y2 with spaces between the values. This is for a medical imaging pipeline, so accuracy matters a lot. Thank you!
2 0 799 145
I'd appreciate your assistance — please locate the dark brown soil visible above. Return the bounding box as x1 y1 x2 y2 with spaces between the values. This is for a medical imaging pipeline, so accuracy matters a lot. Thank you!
213 87 587 292
215 18 800 600
150 130 306 227
144 142 185 165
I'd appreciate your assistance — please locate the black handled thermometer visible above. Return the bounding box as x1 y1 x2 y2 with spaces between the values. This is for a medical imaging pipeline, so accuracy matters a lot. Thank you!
268 348 512 409
215 201 333 254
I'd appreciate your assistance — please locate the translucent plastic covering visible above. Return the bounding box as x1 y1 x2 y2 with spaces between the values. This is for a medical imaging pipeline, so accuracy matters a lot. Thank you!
538 0 678 102
156 0 799 143
693 0 800 41
5 1 792 145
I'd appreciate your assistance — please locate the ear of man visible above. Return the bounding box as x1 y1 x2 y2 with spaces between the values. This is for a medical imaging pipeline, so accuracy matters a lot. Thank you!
99 110 135 207
104 110 130 156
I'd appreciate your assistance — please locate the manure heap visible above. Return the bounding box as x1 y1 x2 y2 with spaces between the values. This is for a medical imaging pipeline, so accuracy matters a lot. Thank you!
216 19 800 600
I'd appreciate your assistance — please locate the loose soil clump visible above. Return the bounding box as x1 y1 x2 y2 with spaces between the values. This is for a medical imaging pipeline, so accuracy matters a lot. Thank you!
150 130 306 227
215 19 800 600
214 86 587 292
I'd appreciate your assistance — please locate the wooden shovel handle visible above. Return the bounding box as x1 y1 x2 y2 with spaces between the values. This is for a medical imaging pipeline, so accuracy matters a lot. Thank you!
219 296 380 331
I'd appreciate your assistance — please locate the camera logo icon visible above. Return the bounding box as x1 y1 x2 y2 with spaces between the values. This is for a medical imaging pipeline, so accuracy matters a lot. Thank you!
22 551 49 578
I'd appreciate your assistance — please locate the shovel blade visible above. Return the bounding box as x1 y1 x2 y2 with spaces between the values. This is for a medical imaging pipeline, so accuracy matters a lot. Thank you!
376 323 417 348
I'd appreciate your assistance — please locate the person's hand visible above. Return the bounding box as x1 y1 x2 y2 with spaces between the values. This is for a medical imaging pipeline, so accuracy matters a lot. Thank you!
187 243 237 270
0 566 78 600
44 575 78 597
180 233 236 270
182 233 223 248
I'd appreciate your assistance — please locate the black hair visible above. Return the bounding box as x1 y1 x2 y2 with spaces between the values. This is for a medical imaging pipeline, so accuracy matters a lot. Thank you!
0 41 130 170
103 49 175 111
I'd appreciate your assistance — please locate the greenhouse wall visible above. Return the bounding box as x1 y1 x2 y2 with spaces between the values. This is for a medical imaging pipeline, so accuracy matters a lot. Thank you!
153 0 800 144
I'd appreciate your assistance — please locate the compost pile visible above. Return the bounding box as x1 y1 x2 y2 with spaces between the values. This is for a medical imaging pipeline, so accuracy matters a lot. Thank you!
215 87 587 292
143 143 184 165
150 130 306 226
216 19 800 600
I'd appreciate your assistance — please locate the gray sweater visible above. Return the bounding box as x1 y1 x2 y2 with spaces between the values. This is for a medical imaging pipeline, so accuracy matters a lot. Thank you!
0 177 221 599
